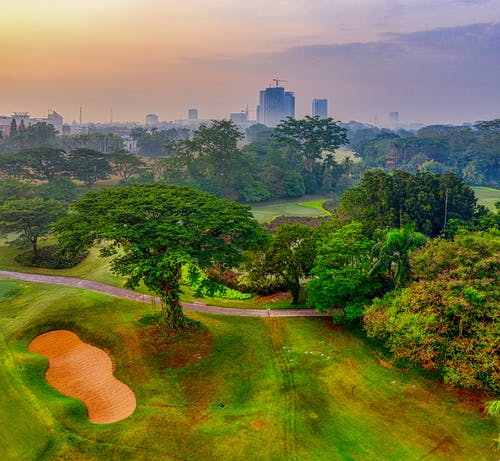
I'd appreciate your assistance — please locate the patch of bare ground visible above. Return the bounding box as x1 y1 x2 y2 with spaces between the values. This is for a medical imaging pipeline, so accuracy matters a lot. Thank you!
139 326 215 370
255 292 291 305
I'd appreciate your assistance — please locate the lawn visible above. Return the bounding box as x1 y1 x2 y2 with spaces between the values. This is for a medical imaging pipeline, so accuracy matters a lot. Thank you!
0 279 498 460
251 197 330 223
473 186 500 212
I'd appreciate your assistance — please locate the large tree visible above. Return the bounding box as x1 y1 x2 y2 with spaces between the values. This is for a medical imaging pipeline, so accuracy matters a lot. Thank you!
54 184 268 330
67 148 112 187
0 197 67 259
241 223 316 304
167 120 246 198
108 150 145 181
273 116 348 173
307 222 379 319
21 147 68 180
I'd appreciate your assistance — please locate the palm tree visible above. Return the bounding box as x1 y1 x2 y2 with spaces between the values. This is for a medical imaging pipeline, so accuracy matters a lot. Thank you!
370 225 427 288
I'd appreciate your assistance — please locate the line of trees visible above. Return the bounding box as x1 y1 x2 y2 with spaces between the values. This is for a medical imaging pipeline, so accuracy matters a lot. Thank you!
351 119 500 188
0 147 147 187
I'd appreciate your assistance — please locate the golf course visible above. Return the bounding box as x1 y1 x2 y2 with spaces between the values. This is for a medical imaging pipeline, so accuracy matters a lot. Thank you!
1 270 498 460
0 183 499 461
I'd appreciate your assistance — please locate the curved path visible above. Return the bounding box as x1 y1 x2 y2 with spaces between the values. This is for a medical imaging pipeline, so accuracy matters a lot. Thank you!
0 270 332 317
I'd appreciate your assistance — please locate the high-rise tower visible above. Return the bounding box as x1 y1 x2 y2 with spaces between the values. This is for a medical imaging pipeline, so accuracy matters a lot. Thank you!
312 99 328 118
256 81 295 127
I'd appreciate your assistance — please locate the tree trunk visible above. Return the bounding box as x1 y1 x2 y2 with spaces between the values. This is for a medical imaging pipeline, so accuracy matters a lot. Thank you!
32 238 39 261
290 282 300 305
160 279 186 330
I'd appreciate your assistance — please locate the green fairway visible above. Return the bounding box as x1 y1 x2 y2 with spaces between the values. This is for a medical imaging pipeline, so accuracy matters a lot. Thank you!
473 186 500 212
0 279 497 460
251 197 329 223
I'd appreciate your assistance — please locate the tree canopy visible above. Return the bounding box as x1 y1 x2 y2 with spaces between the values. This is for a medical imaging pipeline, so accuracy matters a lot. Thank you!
307 222 380 319
273 116 348 173
0 197 67 259
66 148 112 187
54 184 268 330
340 170 482 237
166 119 247 199
239 223 316 304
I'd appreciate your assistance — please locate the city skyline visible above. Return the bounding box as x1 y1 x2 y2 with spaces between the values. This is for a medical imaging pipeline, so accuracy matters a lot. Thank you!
0 1 499 124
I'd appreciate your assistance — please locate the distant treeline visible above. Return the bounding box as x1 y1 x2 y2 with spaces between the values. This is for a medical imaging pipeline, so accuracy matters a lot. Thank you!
348 119 500 188
1 117 498 200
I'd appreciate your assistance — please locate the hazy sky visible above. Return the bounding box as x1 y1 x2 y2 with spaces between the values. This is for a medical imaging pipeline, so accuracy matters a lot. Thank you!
1 0 499 124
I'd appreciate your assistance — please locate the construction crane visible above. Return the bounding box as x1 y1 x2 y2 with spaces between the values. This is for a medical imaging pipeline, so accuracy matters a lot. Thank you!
272 77 288 88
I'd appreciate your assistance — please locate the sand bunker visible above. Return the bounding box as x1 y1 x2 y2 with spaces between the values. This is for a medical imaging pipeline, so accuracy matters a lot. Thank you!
28 330 136 424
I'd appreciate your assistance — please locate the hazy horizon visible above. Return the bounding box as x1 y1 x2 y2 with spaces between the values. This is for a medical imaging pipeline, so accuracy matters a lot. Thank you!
1 0 499 125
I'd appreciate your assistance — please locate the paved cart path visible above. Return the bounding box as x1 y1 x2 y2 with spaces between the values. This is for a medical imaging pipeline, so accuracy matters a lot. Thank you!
0 270 333 318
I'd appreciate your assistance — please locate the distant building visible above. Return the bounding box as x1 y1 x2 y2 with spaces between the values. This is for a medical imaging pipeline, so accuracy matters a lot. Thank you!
62 124 72 136
46 110 63 134
0 116 12 136
389 112 400 124
122 135 138 153
1 111 64 135
256 82 295 127
145 113 159 124
230 112 247 125
312 99 328 118
188 108 198 120
284 92 295 120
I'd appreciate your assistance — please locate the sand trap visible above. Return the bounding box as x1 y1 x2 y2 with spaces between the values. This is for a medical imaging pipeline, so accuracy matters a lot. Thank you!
28 330 136 424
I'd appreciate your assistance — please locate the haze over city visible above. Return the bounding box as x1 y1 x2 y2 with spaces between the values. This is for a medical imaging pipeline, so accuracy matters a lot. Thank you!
1 0 499 124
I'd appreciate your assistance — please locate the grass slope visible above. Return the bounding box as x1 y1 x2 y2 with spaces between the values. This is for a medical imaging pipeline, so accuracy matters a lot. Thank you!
473 186 500 212
0 279 497 460
251 197 329 223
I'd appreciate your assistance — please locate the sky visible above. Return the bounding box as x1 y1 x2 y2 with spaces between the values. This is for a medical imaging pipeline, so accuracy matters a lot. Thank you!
0 0 499 125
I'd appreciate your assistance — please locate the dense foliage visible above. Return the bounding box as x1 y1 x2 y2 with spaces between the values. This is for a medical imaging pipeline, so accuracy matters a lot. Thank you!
0 179 71 263
307 222 380 319
238 223 317 303
130 127 189 156
340 169 483 237
0 147 145 187
162 118 353 202
364 230 500 393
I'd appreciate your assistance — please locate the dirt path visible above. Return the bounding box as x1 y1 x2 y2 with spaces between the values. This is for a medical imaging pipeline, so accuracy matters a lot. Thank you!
0 270 332 318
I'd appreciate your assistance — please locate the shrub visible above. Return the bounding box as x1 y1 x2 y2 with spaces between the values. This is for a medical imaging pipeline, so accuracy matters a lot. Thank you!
15 245 88 269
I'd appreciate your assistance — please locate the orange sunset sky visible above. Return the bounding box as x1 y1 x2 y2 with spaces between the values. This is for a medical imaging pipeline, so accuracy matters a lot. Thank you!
1 0 499 124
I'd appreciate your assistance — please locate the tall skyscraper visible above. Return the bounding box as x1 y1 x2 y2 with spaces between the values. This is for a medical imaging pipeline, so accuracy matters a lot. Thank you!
312 99 328 118
256 82 295 126
188 108 198 120
389 112 399 124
